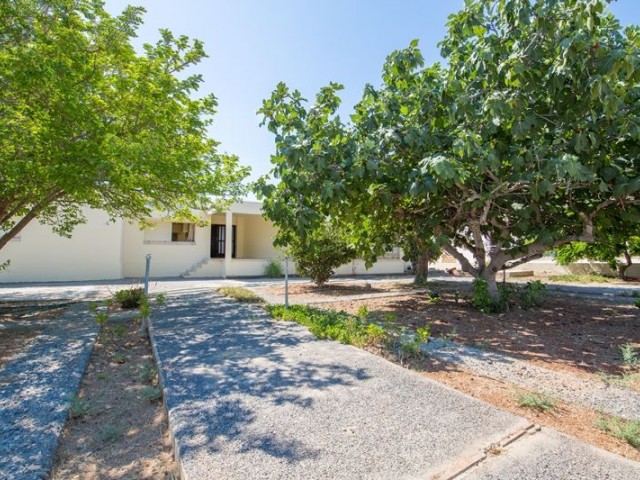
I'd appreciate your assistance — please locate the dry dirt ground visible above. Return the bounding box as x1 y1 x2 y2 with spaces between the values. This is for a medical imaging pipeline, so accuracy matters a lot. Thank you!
51 314 178 480
252 279 640 461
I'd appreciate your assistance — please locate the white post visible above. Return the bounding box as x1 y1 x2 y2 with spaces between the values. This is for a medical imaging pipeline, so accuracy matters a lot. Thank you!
223 210 233 279
284 256 289 309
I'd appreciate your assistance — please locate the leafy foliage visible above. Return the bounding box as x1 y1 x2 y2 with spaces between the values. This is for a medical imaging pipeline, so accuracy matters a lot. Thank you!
0 0 248 255
596 416 640 449
257 0 640 299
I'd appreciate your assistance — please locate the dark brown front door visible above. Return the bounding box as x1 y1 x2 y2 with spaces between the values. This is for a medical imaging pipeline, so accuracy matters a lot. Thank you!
211 225 236 258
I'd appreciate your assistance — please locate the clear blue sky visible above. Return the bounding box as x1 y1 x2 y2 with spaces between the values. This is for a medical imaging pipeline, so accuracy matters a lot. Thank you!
104 0 640 197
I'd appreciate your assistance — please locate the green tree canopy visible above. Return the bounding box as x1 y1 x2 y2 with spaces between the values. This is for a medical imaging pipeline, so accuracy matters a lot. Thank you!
0 0 249 255
257 0 640 297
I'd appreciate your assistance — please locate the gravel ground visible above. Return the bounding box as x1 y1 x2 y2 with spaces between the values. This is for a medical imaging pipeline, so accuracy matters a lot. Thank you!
421 339 640 421
0 303 99 480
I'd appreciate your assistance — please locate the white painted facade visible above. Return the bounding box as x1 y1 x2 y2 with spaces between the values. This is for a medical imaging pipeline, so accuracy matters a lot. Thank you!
0 201 408 283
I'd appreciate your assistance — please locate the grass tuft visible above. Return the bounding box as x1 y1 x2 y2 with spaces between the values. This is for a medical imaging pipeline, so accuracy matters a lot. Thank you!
548 273 612 284
516 391 556 412
217 287 265 303
596 416 640 449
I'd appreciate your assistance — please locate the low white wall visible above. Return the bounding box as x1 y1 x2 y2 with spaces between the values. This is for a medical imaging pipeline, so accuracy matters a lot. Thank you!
0 209 123 283
334 259 406 276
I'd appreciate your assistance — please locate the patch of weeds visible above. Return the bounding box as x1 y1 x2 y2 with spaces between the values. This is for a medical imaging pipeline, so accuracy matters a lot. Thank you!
99 423 125 443
357 305 369 322
597 371 640 390
635 298 640 309
110 324 127 337
266 304 388 347
139 363 157 383
141 385 163 403
114 287 144 309
548 273 612 284
263 259 284 278
516 391 556 412
427 291 440 304
472 340 492 351
217 287 264 303
97 372 108 381
69 395 97 419
520 280 547 309
517 391 557 411
620 343 640 368
596 416 640 449
112 353 127 364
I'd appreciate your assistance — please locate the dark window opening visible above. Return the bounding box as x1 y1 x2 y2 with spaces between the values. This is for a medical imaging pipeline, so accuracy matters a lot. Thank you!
210 224 236 258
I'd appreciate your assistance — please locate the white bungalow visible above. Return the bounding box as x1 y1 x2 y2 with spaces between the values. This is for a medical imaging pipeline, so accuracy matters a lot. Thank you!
0 201 407 283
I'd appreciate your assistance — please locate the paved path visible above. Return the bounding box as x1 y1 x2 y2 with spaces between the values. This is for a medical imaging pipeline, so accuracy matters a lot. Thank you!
150 292 640 479
0 304 99 480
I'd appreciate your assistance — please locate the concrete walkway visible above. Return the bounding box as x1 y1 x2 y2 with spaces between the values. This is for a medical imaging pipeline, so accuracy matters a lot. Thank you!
149 292 640 479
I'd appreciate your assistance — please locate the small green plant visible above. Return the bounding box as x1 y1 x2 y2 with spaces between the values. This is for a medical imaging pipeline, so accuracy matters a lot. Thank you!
99 423 124 443
357 305 369 322
69 395 96 419
263 259 284 278
114 287 144 309
139 364 157 383
95 311 109 325
635 298 640 309
89 302 99 312
620 343 640 368
516 391 556 412
520 280 547 309
141 385 163 402
97 372 107 381
217 287 264 303
596 416 640 449
416 324 431 343
155 293 167 306
110 324 127 337
112 353 127 364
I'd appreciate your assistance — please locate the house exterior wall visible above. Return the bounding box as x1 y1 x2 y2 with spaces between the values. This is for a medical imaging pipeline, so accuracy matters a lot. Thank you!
0 209 123 283
122 219 210 278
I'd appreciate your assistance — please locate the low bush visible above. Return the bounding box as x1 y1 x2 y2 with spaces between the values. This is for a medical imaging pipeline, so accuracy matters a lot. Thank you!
520 280 547 309
114 287 144 309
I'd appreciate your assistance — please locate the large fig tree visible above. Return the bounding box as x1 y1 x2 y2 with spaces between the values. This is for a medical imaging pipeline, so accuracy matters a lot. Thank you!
257 0 640 297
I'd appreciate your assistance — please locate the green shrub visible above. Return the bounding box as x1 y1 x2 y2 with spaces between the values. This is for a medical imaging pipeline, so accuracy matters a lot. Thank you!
520 280 547 309
141 385 163 403
263 259 284 278
114 287 144 309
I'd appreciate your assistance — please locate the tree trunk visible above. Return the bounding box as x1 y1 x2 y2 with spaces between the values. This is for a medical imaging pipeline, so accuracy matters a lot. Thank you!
480 268 499 299
617 250 633 280
414 249 430 284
